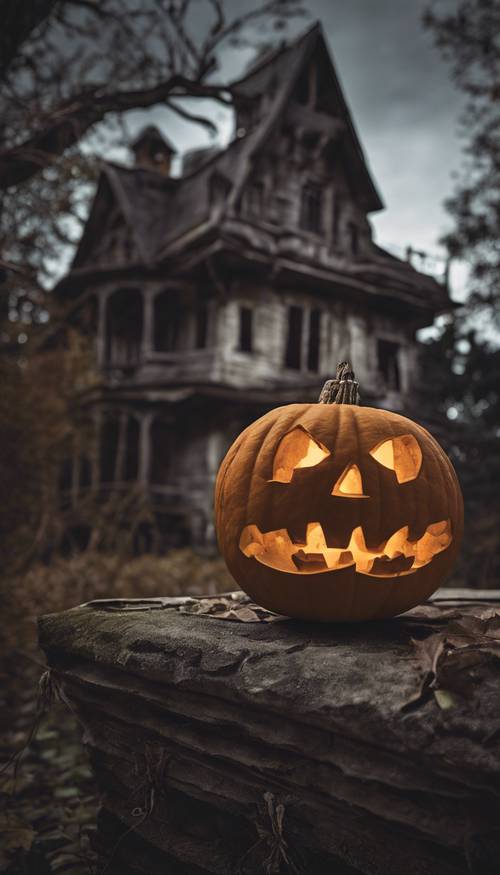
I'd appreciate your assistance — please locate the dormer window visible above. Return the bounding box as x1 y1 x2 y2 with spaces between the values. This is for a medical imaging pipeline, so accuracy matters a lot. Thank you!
300 183 323 233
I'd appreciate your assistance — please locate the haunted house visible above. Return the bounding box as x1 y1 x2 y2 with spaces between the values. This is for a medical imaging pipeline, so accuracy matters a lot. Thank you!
55 23 452 548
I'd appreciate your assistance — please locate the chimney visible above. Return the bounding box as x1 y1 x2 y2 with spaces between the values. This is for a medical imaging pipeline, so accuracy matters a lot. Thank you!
131 125 177 176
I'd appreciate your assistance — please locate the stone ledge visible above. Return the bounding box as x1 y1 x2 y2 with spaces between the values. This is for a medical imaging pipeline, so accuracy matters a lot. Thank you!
39 589 500 874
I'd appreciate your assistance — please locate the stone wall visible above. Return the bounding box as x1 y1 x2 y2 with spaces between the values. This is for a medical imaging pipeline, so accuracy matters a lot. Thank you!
39 589 500 874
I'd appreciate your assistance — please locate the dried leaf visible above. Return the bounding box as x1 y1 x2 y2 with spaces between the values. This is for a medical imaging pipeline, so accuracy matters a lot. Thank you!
412 632 446 681
433 689 457 710
406 609 500 710
179 593 287 622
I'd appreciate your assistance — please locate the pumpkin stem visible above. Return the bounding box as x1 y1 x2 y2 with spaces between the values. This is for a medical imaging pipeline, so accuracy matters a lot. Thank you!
318 362 360 405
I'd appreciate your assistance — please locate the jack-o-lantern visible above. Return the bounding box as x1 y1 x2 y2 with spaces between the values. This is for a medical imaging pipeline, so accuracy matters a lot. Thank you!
215 363 463 622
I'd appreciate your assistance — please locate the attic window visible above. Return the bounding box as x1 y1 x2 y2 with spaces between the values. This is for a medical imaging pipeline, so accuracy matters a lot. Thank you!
300 183 323 233
245 182 264 218
348 222 359 256
295 68 309 106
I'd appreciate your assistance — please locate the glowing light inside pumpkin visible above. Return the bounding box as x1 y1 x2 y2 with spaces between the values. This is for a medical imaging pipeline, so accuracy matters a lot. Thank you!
369 434 422 483
332 464 368 498
271 427 330 483
239 519 452 577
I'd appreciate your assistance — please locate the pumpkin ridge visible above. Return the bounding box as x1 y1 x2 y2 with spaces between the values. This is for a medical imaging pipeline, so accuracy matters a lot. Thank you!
237 414 283 556
215 434 245 538
243 407 306 551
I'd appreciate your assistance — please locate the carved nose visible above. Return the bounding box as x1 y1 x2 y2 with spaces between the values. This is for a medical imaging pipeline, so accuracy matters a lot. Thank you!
331 464 369 498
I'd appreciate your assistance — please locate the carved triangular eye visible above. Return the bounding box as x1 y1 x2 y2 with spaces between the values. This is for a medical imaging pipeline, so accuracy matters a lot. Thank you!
332 464 369 498
271 427 330 483
370 434 422 483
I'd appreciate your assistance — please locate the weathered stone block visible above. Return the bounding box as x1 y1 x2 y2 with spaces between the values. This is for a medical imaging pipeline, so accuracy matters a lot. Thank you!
39 589 500 874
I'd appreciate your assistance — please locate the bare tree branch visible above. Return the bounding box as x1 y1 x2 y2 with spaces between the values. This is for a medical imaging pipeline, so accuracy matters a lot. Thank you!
0 76 231 189
165 99 217 135
0 0 60 78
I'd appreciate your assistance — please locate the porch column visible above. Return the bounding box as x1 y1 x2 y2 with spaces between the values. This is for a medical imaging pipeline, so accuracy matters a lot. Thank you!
138 413 153 484
142 289 154 358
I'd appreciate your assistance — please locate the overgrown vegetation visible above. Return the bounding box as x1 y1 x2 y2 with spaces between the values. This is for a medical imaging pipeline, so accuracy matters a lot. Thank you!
0 550 233 873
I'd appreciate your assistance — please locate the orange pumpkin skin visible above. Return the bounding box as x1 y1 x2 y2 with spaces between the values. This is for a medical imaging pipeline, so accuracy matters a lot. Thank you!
215 403 464 622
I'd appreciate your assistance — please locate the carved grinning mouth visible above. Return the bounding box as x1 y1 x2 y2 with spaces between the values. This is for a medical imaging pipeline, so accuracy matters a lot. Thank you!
239 520 452 578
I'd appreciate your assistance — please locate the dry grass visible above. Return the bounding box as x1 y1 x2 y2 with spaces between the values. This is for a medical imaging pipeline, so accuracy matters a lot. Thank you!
1 549 235 666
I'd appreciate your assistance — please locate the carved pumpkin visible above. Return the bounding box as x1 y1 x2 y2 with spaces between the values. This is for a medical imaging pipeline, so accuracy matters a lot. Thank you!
215 363 463 622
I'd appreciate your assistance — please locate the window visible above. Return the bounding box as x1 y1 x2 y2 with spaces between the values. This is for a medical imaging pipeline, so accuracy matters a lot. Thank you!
300 183 323 233
105 288 143 367
377 340 401 391
245 182 264 218
195 304 208 349
99 416 120 483
307 309 321 372
332 196 341 245
238 306 253 352
154 290 180 352
285 306 303 370
124 417 139 481
295 68 309 105
150 417 175 484
79 455 92 490
348 222 359 256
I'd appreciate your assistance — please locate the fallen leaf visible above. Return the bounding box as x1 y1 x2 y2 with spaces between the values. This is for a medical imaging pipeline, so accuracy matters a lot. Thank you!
433 689 457 710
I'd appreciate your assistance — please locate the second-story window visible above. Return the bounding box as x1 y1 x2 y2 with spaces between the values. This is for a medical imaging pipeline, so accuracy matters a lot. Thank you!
285 305 303 369
154 290 180 352
195 304 208 349
238 306 253 352
377 339 401 391
300 183 323 233
307 309 321 372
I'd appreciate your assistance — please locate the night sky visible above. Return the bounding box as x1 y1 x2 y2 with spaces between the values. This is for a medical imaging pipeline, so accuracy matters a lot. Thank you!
107 1 467 295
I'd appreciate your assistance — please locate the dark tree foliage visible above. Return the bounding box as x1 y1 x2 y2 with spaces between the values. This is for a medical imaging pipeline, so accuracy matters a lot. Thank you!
421 0 500 586
424 0 500 324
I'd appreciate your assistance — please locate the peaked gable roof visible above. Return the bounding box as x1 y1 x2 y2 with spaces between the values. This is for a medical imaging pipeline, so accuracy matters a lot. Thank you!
229 22 384 213
72 162 176 269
